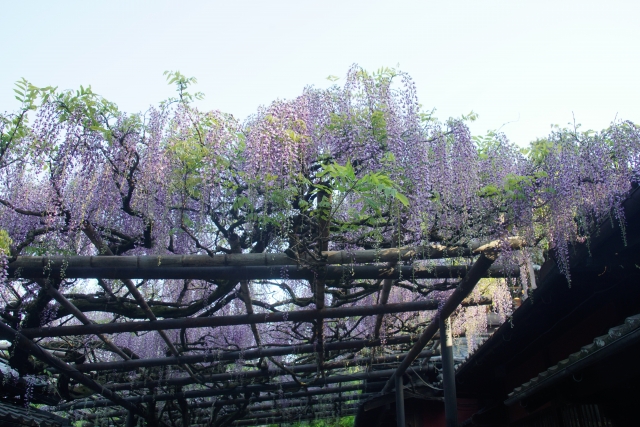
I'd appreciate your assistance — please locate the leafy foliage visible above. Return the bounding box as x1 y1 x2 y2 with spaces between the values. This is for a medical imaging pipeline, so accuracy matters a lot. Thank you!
0 65 638 424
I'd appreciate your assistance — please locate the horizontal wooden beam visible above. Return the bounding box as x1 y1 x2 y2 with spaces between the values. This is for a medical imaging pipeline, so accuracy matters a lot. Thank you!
68 334 421 372
192 388 366 409
0 322 145 417
102 350 435 391
230 409 358 426
232 405 360 424
42 283 131 360
61 367 423 410
223 396 364 414
8 260 517 281
9 241 496 276
24 300 458 338
81 394 368 421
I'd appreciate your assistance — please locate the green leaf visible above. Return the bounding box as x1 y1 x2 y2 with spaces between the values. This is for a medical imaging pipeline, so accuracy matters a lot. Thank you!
0 229 12 254
478 185 499 198
395 193 409 207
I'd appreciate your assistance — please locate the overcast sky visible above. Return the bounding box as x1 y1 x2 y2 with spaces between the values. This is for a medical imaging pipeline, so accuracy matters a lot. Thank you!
2 1 638 146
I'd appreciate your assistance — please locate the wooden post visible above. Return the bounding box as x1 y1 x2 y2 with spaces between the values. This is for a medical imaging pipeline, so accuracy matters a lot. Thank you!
381 253 497 394
395 374 405 427
126 410 136 427
440 316 458 427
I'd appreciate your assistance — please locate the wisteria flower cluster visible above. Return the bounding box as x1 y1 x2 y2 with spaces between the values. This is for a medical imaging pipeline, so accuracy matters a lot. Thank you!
0 66 638 416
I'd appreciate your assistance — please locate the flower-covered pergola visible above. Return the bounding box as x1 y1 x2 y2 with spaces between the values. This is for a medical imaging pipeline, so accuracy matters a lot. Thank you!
0 66 638 426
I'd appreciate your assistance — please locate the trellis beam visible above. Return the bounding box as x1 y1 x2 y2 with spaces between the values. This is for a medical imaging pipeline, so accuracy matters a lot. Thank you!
176 396 365 419
23 299 492 338
54 367 429 410
0 322 145 418
41 283 131 361
65 333 421 372
55 382 380 411
9 260 517 281
82 223 201 384
198 403 361 421
102 350 435 391
381 252 498 394
57 383 370 412
77 393 370 421
8 240 509 275
227 395 365 413
190 387 367 408
230 409 358 426
232 404 360 423
374 264 397 339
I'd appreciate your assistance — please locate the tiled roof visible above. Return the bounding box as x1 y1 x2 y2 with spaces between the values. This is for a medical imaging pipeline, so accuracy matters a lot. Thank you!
0 401 71 427
505 313 640 405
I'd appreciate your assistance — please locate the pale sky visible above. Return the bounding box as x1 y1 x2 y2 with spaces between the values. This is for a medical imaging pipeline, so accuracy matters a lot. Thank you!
1 0 638 146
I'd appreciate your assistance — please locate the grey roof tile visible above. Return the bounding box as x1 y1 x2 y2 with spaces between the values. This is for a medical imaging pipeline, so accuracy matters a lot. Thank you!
507 312 640 402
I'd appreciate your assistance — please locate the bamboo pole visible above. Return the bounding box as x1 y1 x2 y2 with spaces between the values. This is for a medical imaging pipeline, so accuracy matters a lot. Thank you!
380 252 498 394
67 333 423 372
41 283 131 360
8 261 517 281
9 239 512 276
54 368 428 411
77 393 371 421
440 316 458 427
230 409 358 426
0 322 145 418
81 223 202 387
23 299 489 338
101 350 435 391
232 404 360 421
395 374 405 427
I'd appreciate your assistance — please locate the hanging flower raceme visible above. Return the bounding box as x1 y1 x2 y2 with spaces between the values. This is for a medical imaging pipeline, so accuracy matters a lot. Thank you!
1 67 639 420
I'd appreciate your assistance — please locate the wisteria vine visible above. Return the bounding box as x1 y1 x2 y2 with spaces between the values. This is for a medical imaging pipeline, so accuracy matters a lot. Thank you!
0 66 638 424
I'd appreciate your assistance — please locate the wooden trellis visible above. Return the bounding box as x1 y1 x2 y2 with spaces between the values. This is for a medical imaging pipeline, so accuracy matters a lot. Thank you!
1 240 521 427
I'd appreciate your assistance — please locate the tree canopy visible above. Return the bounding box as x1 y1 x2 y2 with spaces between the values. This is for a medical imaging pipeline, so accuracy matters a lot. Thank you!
0 66 639 425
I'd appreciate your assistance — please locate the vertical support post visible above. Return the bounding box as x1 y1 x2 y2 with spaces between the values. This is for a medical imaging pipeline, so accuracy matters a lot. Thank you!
126 410 135 427
395 373 405 427
440 315 458 427
315 191 330 370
